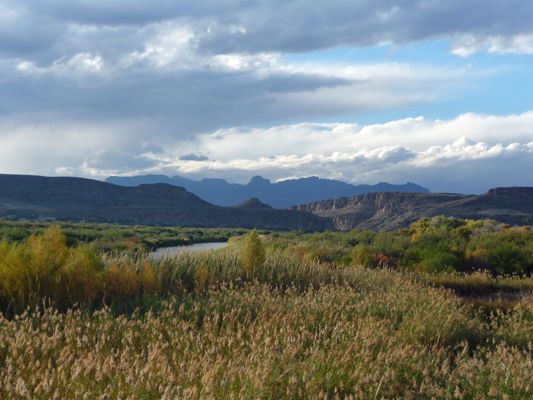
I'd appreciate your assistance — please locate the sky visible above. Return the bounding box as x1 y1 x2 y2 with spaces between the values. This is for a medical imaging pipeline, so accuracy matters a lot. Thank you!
1 0 533 194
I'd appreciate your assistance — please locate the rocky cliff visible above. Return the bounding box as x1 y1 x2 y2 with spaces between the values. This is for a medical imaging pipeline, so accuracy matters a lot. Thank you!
290 188 533 231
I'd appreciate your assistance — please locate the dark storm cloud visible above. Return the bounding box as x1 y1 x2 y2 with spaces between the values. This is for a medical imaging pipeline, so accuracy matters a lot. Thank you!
3 0 531 60
0 66 350 135
140 144 165 154
179 153 209 161
0 0 530 131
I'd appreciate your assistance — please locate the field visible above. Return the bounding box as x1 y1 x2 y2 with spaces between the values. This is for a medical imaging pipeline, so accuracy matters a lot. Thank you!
2 220 533 399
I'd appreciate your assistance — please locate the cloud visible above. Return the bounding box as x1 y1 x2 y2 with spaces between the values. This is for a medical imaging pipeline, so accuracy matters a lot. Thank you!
0 1 532 197
2 111 531 194
140 144 165 155
178 153 209 161
1 54 479 139
152 111 533 194
0 0 525 149
2 0 532 66
450 34 533 56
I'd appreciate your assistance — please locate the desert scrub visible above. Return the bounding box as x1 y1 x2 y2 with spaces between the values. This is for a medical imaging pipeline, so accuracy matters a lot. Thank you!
2 273 533 399
0 226 104 314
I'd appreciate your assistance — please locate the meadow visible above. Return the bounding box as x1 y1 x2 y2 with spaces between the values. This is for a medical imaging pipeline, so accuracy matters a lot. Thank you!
2 220 533 399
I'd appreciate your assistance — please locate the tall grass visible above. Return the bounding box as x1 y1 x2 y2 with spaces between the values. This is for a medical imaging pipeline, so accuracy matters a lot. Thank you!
3 272 533 399
4 228 533 398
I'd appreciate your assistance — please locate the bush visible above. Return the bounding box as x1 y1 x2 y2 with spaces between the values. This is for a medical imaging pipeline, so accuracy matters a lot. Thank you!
242 229 265 277
0 226 104 313
421 252 462 273
489 244 525 275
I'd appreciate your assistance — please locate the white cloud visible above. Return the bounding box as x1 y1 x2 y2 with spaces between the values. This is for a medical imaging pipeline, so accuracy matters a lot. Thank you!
450 34 533 56
17 53 104 76
1 111 532 194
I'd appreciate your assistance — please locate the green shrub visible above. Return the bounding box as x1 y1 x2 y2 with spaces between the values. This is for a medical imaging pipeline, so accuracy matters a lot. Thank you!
489 244 525 275
421 252 461 273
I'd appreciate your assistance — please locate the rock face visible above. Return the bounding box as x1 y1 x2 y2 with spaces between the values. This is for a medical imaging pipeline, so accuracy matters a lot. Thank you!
290 188 533 231
0 174 333 231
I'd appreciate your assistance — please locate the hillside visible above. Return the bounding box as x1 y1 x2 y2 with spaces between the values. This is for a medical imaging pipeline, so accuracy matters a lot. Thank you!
290 188 533 231
105 174 430 208
0 174 332 231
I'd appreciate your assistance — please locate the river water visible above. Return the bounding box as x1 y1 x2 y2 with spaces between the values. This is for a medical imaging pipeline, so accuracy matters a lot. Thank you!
151 242 227 259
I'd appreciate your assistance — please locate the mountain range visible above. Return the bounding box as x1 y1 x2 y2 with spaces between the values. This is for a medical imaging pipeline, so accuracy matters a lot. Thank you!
2 174 533 232
0 174 332 231
105 174 430 209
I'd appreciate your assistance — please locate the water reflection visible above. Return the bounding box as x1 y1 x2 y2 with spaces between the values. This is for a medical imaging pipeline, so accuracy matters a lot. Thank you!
151 242 227 259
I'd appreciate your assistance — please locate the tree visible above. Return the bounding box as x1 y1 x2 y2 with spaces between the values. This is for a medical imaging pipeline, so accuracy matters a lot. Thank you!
242 228 265 277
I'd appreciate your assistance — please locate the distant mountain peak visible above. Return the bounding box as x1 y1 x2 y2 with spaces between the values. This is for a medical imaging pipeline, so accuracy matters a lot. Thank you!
248 176 271 186
105 174 430 209
232 198 273 210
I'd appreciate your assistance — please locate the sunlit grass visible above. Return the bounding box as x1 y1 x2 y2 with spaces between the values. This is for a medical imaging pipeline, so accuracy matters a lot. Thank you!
3 271 533 399
3 227 533 398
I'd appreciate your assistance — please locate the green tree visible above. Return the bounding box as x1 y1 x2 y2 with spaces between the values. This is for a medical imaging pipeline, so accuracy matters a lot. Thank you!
242 228 265 277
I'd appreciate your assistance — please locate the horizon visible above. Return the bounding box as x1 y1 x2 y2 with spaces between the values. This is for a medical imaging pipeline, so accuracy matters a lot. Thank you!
5 171 528 197
1 1 532 194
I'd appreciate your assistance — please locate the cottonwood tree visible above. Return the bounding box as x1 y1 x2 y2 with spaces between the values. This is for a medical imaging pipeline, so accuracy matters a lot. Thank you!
242 228 265 277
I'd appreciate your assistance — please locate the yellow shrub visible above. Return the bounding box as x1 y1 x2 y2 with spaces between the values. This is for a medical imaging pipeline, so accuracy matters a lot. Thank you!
242 229 265 277
194 262 216 296
104 262 141 301
465 246 490 271
0 226 104 312
58 247 103 309
139 263 162 295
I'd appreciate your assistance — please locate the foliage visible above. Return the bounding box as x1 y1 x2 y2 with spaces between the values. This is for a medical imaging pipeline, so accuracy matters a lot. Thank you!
264 216 533 276
0 226 104 313
4 268 533 398
4 224 533 397
241 228 266 277
0 220 250 251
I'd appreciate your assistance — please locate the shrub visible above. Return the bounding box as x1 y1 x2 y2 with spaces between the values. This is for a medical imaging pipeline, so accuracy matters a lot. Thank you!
489 244 525 275
352 244 377 268
0 226 103 313
421 252 461 273
104 262 141 301
193 262 217 296
242 228 265 277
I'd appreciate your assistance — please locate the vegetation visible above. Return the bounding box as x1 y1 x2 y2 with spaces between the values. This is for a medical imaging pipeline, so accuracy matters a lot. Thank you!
0 220 250 251
242 228 266 276
3 220 533 398
256 216 533 276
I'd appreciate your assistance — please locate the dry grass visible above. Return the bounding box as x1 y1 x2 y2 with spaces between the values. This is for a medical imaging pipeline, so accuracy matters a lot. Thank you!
3 229 533 398
3 266 533 399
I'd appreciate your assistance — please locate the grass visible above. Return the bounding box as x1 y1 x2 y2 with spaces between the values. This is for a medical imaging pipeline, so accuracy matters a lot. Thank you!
3 227 533 398
3 270 533 399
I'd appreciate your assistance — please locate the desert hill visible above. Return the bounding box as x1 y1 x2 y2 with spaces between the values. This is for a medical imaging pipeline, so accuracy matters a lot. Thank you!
3 174 533 232
290 188 533 231
0 174 332 231
105 174 430 208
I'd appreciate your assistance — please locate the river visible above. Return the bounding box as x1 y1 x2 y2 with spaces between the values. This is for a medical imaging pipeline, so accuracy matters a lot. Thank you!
151 242 227 259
